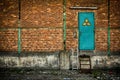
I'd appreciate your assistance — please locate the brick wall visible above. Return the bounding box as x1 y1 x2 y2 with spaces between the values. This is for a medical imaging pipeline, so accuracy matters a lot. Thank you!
0 0 18 51
0 29 18 51
0 0 120 53
110 0 120 52
66 29 78 49
95 0 108 51
21 29 63 52
0 0 63 52
110 30 120 51
110 0 120 28
0 0 18 28
95 29 108 51
21 0 63 28
20 0 63 52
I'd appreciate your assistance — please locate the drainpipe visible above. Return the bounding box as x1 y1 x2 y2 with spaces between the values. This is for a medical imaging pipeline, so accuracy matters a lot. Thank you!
18 0 21 55
63 0 66 51
107 0 110 56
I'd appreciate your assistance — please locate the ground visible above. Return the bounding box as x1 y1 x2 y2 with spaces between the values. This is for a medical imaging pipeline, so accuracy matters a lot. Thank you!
0 68 120 80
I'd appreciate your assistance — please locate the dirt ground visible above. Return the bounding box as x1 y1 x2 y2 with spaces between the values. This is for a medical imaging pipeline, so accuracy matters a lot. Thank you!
0 68 120 80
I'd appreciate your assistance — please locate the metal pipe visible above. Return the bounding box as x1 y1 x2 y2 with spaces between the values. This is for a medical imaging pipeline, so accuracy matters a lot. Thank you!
18 0 21 55
108 0 110 56
18 27 21 54
70 6 98 10
63 0 66 50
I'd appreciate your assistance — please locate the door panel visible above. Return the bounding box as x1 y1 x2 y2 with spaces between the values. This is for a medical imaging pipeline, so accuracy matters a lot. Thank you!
78 12 95 50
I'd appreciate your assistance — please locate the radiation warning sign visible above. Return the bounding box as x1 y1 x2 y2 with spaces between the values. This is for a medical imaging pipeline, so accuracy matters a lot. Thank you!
83 18 91 26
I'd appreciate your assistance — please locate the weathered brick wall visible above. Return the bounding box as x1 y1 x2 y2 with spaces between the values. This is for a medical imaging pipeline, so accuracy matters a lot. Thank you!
20 0 63 52
0 0 18 51
95 0 108 51
66 29 78 49
21 29 63 52
21 0 63 27
0 0 18 28
0 0 63 52
110 30 120 51
96 1 108 28
0 29 18 51
95 29 108 51
0 0 120 52
110 0 120 28
110 0 120 52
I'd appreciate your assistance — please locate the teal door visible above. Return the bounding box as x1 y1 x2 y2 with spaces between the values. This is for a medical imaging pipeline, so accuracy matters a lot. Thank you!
78 12 95 50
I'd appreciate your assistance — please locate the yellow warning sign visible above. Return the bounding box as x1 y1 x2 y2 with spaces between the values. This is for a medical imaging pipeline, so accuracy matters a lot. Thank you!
83 19 91 26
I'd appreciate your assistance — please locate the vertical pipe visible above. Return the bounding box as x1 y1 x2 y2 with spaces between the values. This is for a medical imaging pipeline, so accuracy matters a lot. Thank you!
18 27 21 54
63 0 66 50
108 0 110 56
18 0 21 55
